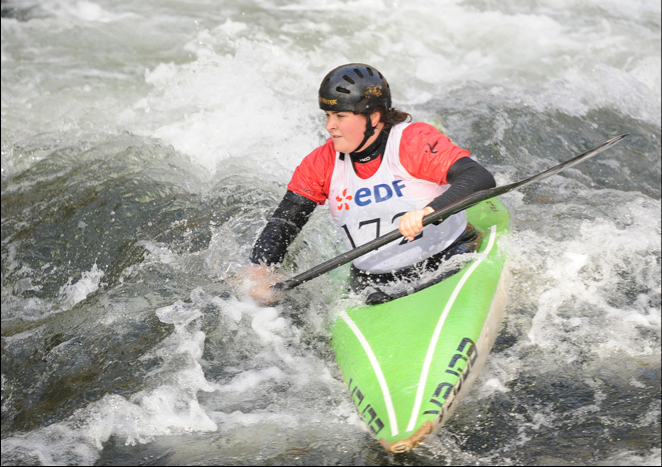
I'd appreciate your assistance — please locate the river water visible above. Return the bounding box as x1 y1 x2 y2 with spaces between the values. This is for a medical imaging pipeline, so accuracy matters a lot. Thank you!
1 0 660 465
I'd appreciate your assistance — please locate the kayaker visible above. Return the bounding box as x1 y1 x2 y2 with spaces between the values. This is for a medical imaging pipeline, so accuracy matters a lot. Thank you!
243 63 496 304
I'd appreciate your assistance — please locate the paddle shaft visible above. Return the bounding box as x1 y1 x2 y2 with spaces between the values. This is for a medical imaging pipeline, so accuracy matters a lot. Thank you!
274 134 629 291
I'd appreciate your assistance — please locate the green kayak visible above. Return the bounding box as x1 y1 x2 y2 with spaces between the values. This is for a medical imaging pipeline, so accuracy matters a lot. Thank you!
331 198 510 453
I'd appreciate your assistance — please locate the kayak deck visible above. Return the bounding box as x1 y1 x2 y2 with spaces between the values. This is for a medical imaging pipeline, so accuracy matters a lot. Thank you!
331 199 510 452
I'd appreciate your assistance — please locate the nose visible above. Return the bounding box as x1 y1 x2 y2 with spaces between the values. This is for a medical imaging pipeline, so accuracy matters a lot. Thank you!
326 115 336 133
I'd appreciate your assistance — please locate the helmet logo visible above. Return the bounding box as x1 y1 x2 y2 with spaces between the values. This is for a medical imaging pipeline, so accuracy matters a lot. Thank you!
336 188 353 210
364 85 382 98
319 97 338 106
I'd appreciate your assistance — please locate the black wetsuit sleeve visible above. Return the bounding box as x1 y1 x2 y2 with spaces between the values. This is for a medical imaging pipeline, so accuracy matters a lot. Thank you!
426 158 496 212
250 190 317 266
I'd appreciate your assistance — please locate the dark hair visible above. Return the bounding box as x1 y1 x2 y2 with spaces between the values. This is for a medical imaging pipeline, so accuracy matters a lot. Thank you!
373 105 412 129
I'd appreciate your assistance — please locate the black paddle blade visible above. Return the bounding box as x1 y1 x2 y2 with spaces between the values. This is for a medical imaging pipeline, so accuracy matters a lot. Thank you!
274 134 629 291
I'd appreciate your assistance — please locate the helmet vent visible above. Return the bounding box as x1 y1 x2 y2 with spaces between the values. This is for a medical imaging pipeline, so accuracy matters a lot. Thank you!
343 75 355 85
354 68 364 79
366 67 374 76
336 86 351 94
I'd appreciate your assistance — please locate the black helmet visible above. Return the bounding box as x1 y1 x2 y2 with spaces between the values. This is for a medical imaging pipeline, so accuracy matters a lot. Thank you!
318 63 392 115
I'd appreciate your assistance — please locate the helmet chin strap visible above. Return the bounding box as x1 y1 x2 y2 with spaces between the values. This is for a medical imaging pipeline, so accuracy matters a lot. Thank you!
352 114 377 153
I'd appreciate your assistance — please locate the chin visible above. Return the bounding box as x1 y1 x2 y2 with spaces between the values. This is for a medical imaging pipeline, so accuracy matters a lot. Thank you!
333 140 352 153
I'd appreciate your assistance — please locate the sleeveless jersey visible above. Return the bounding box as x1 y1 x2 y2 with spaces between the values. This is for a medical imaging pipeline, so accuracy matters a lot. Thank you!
328 122 466 273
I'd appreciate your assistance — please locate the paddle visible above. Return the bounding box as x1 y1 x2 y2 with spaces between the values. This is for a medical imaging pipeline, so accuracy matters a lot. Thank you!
273 134 629 291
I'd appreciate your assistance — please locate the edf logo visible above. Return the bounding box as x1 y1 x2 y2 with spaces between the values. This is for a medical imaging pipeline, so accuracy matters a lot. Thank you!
336 180 406 210
356 180 406 206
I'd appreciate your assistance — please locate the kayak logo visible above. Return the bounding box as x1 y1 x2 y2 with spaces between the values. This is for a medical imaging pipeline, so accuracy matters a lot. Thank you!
337 180 406 210
348 378 384 435
423 337 478 418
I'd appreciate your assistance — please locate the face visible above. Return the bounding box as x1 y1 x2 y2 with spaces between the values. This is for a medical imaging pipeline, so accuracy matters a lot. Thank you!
325 111 381 153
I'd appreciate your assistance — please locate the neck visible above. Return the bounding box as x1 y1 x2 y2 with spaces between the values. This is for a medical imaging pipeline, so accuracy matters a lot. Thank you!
349 128 389 164
355 128 380 153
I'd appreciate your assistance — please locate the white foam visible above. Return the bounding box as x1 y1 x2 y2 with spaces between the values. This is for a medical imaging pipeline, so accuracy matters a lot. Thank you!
40 0 137 23
130 39 320 176
482 377 511 394
210 409 298 429
1 291 221 465
251 307 289 345
506 195 661 360
156 300 203 327
3 0 659 176
216 366 287 394
598 448 662 466
58 263 105 310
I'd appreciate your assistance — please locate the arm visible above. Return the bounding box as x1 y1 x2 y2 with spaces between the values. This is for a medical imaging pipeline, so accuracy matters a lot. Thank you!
242 191 315 305
426 157 496 211
251 141 335 265
250 191 318 266
241 143 334 304
243 191 316 304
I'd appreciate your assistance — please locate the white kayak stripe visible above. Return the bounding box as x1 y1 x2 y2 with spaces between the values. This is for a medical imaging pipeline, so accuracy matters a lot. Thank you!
340 311 399 437
406 224 498 432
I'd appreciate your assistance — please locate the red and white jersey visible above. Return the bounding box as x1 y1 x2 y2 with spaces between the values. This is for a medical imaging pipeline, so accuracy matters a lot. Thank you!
326 122 466 273
287 121 470 273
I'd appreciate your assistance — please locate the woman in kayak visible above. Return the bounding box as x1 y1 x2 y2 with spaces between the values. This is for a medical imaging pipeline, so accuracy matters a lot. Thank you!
244 63 496 304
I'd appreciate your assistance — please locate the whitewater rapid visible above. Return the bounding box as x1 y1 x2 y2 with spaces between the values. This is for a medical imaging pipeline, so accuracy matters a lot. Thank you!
2 0 660 465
